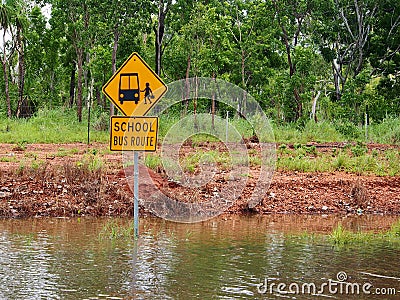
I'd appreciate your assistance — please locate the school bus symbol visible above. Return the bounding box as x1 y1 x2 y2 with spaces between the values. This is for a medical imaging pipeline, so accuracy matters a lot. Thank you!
119 73 140 104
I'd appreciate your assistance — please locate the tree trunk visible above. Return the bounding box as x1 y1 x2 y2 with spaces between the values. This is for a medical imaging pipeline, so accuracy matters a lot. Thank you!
237 49 247 116
294 88 302 120
77 49 84 122
183 53 191 116
95 87 102 107
83 4 90 109
110 28 119 116
280 21 302 120
69 61 76 108
16 25 25 118
84 52 90 105
211 73 216 130
1 28 11 117
2 58 11 118
332 62 341 101
272 0 308 121
154 0 171 76
194 76 198 131
155 4 164 76
88 77 94 109
311 91 321 122
50 71 55 94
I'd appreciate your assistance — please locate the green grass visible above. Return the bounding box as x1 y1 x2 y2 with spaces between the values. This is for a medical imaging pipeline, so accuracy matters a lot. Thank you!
277 144 400 176
143 141 400 176
76 153 104 172
273 120 346 144
179 149 232 173
273 118 400 145
144 153 163 170
329 220 400 246
98 219 135 240
0 107 109 143
24 152 38 159
0 155 17 162
1 108 400 146
55 147 80 157
158 115 400 145
369 118 400 144
290 220 400 248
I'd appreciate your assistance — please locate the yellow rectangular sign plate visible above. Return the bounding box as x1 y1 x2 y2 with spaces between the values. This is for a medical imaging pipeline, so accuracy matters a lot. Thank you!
110 116 158 152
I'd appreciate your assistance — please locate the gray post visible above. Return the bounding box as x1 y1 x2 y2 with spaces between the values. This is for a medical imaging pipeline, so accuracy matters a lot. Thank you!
133 151 139 239
226 111 229 143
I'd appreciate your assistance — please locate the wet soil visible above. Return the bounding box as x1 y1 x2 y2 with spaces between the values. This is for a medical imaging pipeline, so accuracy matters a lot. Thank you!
0 142 399 218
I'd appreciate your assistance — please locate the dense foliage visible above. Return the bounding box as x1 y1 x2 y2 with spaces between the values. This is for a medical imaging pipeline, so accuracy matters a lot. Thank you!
0 0 399 128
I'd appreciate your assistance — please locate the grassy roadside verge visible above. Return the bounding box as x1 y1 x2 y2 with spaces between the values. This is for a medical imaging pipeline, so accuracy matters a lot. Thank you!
275 143 400 176
143 141 400 177
1 107 400 145
0 108 109 144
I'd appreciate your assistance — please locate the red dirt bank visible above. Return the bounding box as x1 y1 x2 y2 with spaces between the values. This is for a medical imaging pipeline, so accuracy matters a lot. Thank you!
0 143 399 217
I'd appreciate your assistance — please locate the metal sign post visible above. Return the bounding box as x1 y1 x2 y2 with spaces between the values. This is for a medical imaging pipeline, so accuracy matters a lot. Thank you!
133 151 139 239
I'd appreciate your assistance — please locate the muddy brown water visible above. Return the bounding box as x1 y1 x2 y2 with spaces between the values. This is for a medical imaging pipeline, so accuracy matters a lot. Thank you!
0 215 399 299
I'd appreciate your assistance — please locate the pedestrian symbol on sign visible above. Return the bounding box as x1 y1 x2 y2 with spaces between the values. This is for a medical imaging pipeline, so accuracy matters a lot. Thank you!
142 82 154 104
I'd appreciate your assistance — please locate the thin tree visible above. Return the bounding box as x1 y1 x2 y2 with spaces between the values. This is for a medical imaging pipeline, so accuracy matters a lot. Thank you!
0 2 13 118
14 2 28 118
154 0 172 76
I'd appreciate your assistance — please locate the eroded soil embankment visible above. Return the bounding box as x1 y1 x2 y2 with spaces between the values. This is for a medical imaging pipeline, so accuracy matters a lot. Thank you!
0 143 399 217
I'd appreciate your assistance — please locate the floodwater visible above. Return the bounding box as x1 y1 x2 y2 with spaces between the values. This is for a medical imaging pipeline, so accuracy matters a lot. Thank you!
0 215 399 299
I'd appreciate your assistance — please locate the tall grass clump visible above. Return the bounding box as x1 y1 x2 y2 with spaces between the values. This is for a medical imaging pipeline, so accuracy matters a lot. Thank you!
387 220 400 238
273 120 346 143
333 120 363 140
76 153 104 172
144 153 163 171
272 122 300 144
158 114 180 138
301 120 345 143
231 116 259 138
329 221 400 247
98 219 135 240
329 224 355 245
277 155 332 172
385 150 400 176
63 157 104 206
369 118 400 144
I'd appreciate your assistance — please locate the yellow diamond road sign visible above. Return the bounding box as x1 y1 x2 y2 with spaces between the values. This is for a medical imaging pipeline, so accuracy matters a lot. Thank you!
102 52 167 116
